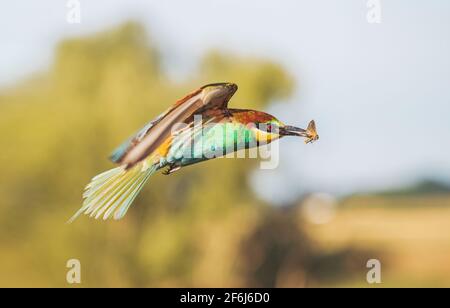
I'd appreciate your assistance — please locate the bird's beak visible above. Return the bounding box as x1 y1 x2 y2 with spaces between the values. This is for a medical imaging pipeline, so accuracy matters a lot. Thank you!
279 125 308 137
280 120 319 144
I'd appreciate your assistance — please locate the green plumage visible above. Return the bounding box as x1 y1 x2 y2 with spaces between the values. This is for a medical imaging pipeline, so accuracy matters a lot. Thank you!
167 122 257 167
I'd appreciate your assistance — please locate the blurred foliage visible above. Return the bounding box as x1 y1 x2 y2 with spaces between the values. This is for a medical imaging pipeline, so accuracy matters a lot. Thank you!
373 180 450 198
0 22 363 287
313 199 450 287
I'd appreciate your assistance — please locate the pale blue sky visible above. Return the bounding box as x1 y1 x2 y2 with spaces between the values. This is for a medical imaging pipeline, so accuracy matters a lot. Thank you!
1 1 450 202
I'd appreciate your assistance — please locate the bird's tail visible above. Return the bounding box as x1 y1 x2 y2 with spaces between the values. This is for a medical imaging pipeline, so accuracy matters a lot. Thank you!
68 162 158 223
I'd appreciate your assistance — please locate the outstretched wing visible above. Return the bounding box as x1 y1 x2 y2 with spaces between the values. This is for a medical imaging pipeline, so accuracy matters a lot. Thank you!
109 88 205 164
112 84 235 167
110 114 164 164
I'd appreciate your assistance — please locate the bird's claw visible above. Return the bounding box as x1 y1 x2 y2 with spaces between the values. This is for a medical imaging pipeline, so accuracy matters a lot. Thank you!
162 165 181 175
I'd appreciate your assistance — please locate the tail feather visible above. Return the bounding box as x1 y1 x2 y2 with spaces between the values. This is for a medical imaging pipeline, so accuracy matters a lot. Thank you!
96 170 147 220
92 171 142 219
88 171 135 218
68 163 157 223
112 170 154 220
86 167 138 217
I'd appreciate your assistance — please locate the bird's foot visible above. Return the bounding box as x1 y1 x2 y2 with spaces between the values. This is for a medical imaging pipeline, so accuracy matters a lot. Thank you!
162 164 181 175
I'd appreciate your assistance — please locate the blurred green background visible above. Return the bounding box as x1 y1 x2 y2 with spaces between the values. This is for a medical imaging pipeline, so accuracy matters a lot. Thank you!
2 1 450 288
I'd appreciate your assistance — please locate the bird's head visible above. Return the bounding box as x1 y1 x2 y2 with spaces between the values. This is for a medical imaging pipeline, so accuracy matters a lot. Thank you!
200 82 238 105
232 109 319 144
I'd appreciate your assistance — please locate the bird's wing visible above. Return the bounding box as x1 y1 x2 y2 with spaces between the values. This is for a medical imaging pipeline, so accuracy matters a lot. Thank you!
110 114 164 163
110 87 231 166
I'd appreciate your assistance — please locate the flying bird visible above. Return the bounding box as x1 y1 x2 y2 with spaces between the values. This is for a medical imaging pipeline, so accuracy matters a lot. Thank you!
68 83 318 222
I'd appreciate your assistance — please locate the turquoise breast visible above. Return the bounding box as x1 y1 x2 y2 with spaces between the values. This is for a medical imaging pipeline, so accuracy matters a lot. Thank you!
166 123 257 166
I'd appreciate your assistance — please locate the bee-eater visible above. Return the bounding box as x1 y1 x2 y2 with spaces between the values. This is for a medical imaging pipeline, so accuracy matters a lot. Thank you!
68 83 318 222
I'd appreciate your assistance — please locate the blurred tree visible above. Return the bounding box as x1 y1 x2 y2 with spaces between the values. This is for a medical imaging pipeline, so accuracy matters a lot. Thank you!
238 206 375 287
